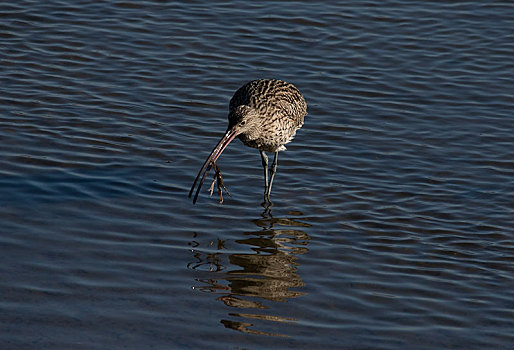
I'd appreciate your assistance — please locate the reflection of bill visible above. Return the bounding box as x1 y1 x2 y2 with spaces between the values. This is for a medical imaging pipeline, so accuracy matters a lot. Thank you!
188 211 311 337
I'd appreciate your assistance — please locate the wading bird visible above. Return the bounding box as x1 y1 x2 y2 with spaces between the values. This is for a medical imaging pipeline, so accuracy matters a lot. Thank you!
189 79 307 204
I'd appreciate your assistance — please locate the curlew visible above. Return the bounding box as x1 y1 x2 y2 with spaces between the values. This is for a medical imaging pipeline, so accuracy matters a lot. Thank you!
189 79 307 204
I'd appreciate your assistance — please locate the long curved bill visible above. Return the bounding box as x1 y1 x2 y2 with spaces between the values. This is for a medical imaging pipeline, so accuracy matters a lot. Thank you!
189 127 239 204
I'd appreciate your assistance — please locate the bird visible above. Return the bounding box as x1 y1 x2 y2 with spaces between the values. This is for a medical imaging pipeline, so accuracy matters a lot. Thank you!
189 79 307 204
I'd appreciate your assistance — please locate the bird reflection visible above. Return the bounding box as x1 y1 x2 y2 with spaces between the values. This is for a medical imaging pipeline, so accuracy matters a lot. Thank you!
188 210 311 337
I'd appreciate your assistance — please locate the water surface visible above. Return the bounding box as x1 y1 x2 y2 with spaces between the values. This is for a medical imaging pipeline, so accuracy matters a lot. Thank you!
1 1 513 349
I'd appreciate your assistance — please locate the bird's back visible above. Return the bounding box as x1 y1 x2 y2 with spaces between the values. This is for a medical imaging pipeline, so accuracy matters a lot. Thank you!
229 79 307 152
230 79 307 120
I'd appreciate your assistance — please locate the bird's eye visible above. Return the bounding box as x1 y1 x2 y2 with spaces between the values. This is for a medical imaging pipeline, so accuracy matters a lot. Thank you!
239 120 246 126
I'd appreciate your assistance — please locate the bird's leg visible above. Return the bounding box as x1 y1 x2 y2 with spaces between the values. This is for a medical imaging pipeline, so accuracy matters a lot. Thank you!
260 150 269 201
267 151 279 198
209 162 231 204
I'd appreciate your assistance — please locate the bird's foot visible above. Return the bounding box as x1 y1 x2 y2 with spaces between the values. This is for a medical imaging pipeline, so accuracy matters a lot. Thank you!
209 162 231 204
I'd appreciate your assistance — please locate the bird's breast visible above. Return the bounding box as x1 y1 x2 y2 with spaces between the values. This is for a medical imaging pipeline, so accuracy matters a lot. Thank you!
238 117 303 153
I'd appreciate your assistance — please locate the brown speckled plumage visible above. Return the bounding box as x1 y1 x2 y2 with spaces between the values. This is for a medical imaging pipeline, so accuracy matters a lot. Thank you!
189 79 307 204
229 79 307 152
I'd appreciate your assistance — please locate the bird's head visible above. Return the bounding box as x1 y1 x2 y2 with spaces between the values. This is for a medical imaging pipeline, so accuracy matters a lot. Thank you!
228 105 261 140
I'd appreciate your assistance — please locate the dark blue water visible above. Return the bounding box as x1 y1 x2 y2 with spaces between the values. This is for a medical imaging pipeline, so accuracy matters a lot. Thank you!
1 1 513 349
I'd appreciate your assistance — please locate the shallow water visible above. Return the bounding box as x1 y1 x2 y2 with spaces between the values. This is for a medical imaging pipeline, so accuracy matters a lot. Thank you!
1 1 513 349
